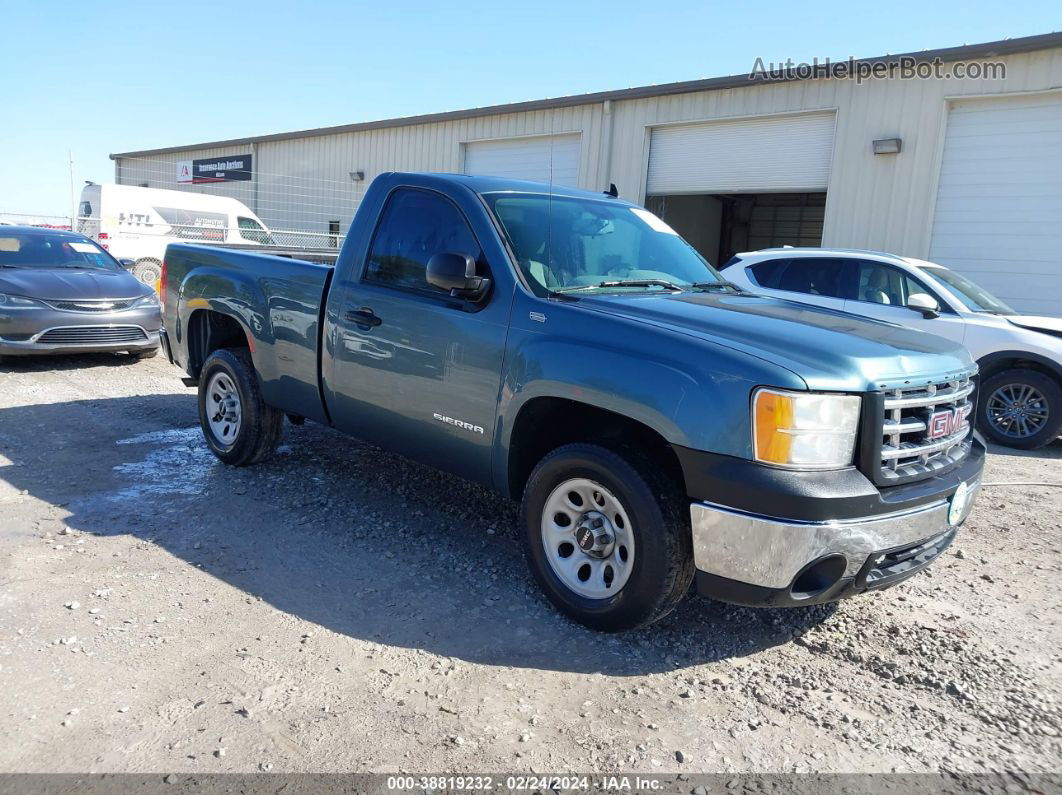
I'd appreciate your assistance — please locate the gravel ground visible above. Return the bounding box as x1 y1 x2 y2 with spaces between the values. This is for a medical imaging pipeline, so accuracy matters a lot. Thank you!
0 353 1059 775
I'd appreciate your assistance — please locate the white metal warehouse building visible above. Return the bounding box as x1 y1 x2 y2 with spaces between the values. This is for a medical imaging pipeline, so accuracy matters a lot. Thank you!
113 33 1062 315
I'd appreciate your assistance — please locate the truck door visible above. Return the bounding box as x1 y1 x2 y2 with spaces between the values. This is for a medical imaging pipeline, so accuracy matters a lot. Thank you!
326 187 510 485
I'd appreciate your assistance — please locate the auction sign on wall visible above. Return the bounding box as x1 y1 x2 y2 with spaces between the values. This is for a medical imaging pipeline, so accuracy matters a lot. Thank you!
176 154 253 184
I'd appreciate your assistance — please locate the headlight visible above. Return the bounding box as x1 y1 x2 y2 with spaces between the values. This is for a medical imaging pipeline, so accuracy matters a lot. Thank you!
753 388 861 470
0 293 42 309
131 293 160 307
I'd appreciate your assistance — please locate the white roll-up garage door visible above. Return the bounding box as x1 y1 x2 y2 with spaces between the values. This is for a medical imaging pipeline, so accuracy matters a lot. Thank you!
463 134 581 187
646 112 835 195
929 93 1062 316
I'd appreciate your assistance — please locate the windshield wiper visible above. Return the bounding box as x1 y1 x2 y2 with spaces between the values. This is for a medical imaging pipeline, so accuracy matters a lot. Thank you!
691 280 746 293
554 279 684 294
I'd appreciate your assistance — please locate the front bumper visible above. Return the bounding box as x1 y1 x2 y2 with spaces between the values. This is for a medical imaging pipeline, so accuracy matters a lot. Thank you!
689 445 984 607
0 304 161 356
0 327 160 355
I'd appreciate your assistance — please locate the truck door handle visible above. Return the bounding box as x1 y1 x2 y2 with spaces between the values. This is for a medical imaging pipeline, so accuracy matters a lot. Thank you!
345 307 382 328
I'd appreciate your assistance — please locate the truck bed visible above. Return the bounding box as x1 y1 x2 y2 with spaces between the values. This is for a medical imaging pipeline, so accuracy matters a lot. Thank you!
163 243 333 422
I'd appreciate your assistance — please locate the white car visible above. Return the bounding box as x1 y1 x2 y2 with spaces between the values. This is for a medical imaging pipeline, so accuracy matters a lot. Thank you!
78 184 274 287
720 248 1062 449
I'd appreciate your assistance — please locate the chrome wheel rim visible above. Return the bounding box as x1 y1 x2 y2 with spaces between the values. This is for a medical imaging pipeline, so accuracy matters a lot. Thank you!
987 383 1049 439
206 372 242 446
135 261 161 285
540 477 635 599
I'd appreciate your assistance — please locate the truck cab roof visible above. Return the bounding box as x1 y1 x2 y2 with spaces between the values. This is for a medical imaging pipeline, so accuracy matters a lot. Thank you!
382 172 629 203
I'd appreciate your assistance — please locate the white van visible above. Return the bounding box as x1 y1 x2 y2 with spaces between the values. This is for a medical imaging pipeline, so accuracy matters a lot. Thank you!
78 184 274 286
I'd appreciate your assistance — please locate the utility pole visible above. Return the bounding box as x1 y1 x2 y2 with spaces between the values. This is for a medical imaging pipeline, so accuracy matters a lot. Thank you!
68 150 76 231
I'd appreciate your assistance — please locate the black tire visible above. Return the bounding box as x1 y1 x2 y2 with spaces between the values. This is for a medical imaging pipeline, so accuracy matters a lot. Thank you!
198 348 283 466
519 443 694 632
977 368 1062 450
131 347 159 359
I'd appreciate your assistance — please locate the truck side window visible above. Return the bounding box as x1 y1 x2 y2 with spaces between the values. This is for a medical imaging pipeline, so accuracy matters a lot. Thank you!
366 189 482 293
237 216 271 244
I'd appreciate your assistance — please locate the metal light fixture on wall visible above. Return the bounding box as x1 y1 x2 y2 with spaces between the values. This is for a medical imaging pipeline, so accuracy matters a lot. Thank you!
872 138 902 155
349 170 365 182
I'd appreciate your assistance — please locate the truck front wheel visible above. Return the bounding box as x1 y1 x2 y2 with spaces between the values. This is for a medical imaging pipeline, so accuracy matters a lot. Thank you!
197 348 283 466
520 444 694 632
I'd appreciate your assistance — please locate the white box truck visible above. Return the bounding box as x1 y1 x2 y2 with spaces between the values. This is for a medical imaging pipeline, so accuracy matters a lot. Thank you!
78 184 273 286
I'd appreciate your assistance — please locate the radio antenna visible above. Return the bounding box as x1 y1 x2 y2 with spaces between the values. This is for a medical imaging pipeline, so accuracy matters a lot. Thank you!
547 107 555 292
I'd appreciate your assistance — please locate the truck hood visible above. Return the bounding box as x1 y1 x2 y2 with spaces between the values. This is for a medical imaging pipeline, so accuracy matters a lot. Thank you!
0 267 150 301
576 291 975 391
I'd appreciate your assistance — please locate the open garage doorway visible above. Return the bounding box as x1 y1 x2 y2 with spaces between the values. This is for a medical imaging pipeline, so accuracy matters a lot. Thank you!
645 192 826 267
644 112 835 267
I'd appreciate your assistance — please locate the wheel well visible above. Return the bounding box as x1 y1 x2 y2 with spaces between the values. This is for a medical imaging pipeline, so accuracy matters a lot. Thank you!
186 310 249 378
978 355 1061 386
506 397 686 499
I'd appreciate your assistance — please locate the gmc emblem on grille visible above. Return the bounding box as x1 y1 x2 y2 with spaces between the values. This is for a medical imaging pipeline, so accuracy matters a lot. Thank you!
927 404 972 439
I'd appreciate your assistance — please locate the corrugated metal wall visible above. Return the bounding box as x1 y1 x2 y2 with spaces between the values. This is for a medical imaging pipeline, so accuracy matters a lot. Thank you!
117 145 256 203
610 47 1062 259
116 46 1062 257
117 106 604 235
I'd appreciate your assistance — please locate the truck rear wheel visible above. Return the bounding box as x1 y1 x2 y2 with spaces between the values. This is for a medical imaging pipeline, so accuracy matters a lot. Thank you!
520 443 694 632
198 348 283 466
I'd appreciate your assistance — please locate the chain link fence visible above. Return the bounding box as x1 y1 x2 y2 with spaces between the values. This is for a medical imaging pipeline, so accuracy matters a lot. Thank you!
0 212 76 230
2 156 360 265
113 155 361 245
2 212 345 254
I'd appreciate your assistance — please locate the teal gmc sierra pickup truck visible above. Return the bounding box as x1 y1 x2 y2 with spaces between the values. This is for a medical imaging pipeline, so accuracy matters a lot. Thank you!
160 172 985 631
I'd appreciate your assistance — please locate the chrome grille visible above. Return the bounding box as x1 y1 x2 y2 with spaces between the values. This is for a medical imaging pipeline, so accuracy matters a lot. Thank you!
46 299 134 312
36 326 148 345
879 372 975 484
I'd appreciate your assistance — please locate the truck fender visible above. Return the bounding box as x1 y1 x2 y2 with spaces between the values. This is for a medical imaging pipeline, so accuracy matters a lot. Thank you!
493 338 708 495
177 267 270 376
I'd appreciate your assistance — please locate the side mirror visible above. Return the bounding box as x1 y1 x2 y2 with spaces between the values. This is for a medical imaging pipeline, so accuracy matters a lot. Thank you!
426 252 490 300
907 292 940 318
118 258 136 270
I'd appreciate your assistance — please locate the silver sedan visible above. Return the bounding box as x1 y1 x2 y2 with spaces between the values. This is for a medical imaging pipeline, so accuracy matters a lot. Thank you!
0 227 161 361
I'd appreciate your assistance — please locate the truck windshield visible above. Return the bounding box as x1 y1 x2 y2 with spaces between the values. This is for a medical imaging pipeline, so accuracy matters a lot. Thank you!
0 232 119 271
926 266 1015 314
485 193 724 295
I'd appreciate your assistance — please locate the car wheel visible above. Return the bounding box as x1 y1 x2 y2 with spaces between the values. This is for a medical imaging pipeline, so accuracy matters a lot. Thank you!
520 443 694 632
131 258 162 287
978 368 1062 450
198 348 283 466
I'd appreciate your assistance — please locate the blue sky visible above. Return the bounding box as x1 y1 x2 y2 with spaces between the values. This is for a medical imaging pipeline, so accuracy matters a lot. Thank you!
1 0 1058 216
